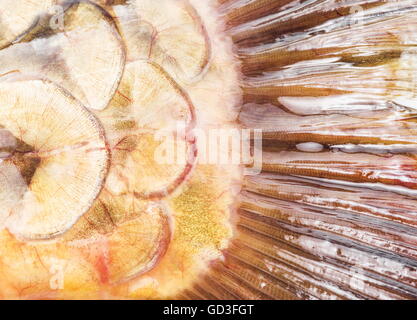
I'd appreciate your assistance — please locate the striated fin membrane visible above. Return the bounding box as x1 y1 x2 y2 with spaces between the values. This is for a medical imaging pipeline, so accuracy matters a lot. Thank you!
183 0 417 300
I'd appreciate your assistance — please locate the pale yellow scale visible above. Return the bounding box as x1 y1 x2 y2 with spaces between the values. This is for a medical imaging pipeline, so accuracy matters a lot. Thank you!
0 0 242 299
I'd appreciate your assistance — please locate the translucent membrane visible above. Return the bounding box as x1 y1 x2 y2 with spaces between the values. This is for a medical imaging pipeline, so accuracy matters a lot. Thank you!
182 0 417 300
